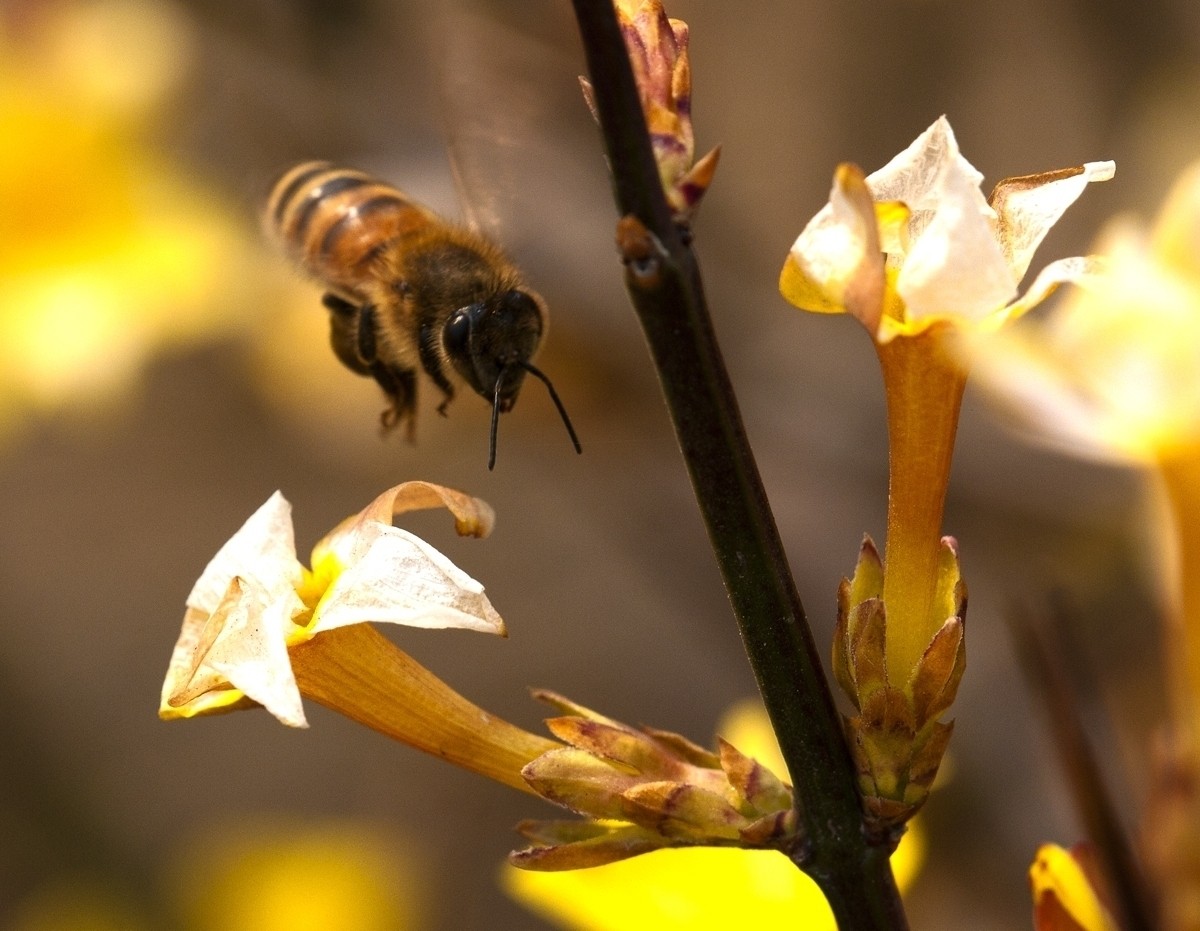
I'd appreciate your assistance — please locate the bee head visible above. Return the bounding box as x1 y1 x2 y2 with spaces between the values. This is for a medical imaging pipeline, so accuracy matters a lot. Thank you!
442 289 544 409
443 287 580 471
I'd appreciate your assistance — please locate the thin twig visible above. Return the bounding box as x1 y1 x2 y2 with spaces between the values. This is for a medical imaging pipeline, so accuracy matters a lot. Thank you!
1010 598 1158 931
569 2 908 927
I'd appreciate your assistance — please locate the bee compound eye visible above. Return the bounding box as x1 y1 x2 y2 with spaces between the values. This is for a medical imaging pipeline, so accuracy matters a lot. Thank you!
500 290 541 326
443 309 471 354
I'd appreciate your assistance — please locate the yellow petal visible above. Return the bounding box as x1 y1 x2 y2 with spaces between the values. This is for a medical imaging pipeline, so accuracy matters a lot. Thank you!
1030 844 1117 931
780 163 888 324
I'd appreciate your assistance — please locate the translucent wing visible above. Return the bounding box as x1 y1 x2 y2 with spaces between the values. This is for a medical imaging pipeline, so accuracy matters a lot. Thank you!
435 2 578 244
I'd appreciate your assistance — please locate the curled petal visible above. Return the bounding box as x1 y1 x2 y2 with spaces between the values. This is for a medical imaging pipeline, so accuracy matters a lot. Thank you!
990 255 1111 331
991 162 1115 282
320 481 495 567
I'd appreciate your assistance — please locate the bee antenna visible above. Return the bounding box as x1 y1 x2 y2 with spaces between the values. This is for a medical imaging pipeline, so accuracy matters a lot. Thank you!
488 363 583 471
518 361 583 458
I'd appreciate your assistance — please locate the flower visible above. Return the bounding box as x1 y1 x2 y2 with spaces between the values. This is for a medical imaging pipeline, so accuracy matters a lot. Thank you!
779 117 1113 827
160 481 502 726
503 702 925 931
160 482 557 793
1030 844 1117 931
169 818 424 931
581 0 720 216
780 116 1114 343
0 0 277 436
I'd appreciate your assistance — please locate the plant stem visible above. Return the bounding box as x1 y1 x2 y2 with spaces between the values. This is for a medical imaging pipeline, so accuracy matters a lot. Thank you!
1010 601 1158 931
569 2 907 927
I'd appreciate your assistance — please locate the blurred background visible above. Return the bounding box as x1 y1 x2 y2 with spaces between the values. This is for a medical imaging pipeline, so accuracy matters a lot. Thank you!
2 0 1198 927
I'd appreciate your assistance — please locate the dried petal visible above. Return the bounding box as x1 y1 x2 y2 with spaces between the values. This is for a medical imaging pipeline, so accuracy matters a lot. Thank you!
510 822 664 871
622 781 747 839
717 738 793 814
991 162 1116 282
545 717 675 776
909 617 966 725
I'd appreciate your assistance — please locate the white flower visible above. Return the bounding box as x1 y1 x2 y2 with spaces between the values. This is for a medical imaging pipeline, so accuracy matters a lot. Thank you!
160 482 503 727
781 116 1114 342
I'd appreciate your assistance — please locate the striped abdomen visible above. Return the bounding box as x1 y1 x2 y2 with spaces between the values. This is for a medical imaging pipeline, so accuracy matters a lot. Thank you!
266 161 437 298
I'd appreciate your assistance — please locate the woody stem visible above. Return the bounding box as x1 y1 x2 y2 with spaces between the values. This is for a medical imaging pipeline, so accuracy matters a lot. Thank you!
571 2 908 928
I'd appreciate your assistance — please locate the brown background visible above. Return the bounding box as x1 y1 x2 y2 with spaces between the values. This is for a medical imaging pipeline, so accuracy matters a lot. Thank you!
4 0 1198 927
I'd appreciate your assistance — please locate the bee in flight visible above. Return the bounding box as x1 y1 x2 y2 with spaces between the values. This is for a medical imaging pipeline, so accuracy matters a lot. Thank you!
266 160 581 469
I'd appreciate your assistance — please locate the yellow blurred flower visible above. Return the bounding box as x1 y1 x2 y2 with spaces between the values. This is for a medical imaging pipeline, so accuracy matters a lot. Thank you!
970 161 1200 465
970 162 1200 930
503 701 925 930
169 818 424 931
0 0 269 433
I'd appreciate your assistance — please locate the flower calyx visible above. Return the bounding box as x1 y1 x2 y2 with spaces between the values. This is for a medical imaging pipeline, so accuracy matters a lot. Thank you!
832 536 967 828
511 691 798 870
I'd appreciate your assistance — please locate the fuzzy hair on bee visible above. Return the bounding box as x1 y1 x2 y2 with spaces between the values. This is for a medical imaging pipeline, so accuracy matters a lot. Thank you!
266 160 580 469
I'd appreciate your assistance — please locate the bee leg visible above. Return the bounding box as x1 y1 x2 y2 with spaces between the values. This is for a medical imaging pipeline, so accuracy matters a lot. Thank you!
322 293 372 376
371 364 418 443
417 319 456 417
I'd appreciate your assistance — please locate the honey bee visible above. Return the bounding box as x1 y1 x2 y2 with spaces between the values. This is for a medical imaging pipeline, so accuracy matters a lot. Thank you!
266 160 581 469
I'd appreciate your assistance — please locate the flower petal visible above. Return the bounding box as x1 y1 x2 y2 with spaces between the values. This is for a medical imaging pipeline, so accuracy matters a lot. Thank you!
990 254 1109 330
186 491 302 614
162 575 308 726
312 523 505 636
895 152 1015 326
991 162 1115 282
1030 843 1117 931
315 481 495 570
865 116 981 236
782 163 882 321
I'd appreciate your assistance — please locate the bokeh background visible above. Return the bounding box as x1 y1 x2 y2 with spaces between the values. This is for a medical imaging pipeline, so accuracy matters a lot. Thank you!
3 0 1198 927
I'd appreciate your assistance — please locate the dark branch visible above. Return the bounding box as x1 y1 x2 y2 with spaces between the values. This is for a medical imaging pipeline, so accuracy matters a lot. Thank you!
570 2 908 927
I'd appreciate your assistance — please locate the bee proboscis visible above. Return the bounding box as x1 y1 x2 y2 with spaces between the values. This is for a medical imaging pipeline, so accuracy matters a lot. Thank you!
266 160 580 469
